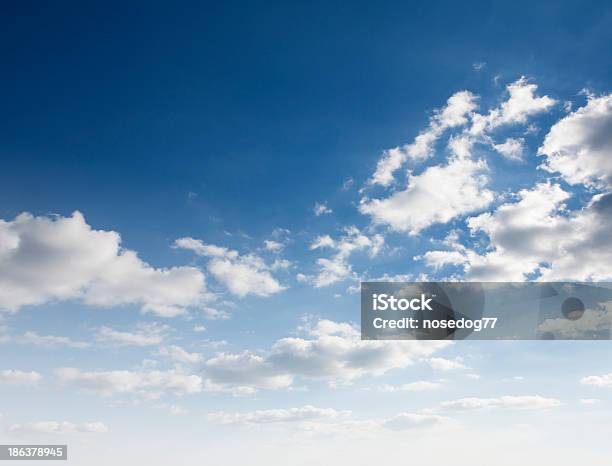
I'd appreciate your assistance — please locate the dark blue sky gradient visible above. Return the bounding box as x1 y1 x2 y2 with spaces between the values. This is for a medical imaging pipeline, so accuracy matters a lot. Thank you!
1 1 610 258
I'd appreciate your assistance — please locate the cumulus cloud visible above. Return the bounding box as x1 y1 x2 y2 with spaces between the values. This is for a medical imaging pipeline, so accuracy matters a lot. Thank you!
417 250 467 270
174 238 285 297
8 421 108 435
539 94 612 188
55 367 202 398
201 319 450 393
493 137 525 160
368 77 554 193
438 395 561 411
580 374 612 388
0 212 206 317
263 240 284 253
0 369 42 385
208 405 351 425
156 345 203 364
418 182 612 281
95 323 168 347
361 154 494 234
469 77 556 135
304 227 384 287
370 90 478 186
461 182 572 280
362 78 557 237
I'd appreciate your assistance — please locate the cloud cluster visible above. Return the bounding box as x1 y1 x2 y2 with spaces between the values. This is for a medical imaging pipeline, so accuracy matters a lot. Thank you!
362 78 556 236
209 405 450 435
0 212 206 317
468 77 556 135
55 367 202 398
302 227 384 287
538 308 612 338
8 421 108 435
416 93 612 281
419 184 612 281
202 319 450 393
581 373 612 388
0 369 42 385
539 94 612 188
174 237 285 297
370 90 478 186
156 344 203 364
361 154 494 234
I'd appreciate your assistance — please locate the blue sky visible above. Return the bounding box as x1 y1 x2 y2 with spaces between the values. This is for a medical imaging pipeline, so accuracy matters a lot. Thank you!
1 1 612 464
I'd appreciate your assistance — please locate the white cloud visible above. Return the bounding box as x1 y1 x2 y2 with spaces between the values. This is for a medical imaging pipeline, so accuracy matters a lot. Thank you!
438 395 561 411
364 79 555 237
538 308 612 338
580 374 612 388
55 367 202 398
174 238 285 297
493 137 525 161
538 93 612 188
263 240 284 253
304 227 384 287
203 352 293 393
0 369 42 385
461 182 571 280
376 381 441 392
416 250 467 270
361 155 494 234
157 345 203 364
419 182 612 281
15 331 90 349
0 212 206 317
8 421 108 435
271 258 291 271
313 202 333 216
208 405 351 425
208 406 450 435
193 325 207 333
202 307 231 320
428 357 467 371
95 323 167 347
382 413 450 430
469 77 556 135
202 319 450 393
370 90 478 186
